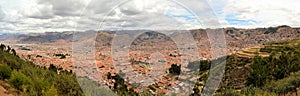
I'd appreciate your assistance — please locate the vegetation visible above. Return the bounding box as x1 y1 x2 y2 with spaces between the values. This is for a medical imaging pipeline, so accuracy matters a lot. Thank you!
106 72 140 95
3 37 300 95
54 53 68 59
188 39 300 95
8 70 30 90
0 43 162 96
0 44 84 95
169 64 181 75
0 64 12 80
264 27 278 34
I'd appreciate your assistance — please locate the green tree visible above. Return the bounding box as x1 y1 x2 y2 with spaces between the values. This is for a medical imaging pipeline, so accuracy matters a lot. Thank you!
247 56 268 87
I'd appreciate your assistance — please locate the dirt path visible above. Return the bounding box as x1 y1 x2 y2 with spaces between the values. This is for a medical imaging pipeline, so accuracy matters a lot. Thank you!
0 85 13 96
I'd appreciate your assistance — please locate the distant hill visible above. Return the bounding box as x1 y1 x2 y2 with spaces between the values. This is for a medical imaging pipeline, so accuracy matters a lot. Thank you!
1 26 299 45
17 31 74 44
1 25 300 58
0 33 20 41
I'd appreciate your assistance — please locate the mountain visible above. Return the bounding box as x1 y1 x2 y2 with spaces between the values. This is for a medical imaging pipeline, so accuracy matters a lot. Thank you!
1 26 299 45
0 33 20 41
2 25 300 95
17 31 74 44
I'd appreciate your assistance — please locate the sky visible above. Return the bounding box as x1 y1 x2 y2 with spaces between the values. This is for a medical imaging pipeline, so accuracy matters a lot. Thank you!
0 0 300 33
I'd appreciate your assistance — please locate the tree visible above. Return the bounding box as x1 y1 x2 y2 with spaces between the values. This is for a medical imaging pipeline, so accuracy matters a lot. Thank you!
169 64 181 75
107 72 112 79
0 44 5 51
247 56 268 87
6 46 11 53
60 55 66 59
49 64 57 72
11 49 16 56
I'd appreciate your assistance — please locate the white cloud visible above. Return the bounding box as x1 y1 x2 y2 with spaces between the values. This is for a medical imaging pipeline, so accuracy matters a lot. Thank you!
0 0 215 33
222 0 300 28
4 0 300 33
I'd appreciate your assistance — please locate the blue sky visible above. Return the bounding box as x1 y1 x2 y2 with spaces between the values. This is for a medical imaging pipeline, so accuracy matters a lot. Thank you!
0 0 300 33
224 13 257 26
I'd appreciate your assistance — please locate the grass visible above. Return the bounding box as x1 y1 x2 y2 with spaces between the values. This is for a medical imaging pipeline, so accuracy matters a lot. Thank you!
266 71 300 94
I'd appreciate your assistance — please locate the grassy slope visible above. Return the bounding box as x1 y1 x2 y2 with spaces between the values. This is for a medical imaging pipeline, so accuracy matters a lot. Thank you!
189 39 300 96
0 46 84 96
220 39 300 95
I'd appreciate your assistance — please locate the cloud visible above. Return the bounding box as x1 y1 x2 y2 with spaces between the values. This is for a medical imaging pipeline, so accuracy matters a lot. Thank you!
0 6 4 20
36 0 90 17
2 0 300 33
222 0 300 28
0 0 215 33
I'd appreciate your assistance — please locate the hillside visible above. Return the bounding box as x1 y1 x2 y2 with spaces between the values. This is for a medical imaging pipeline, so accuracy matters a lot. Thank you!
0 44 158 96
3 39 300 95
0 44 84 95
188 39 300 95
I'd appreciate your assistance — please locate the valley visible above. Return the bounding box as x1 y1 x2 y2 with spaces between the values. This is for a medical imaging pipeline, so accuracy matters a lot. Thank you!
1 26 300 95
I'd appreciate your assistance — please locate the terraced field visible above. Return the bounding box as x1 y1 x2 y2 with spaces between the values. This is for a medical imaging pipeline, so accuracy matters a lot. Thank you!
236 46 270 58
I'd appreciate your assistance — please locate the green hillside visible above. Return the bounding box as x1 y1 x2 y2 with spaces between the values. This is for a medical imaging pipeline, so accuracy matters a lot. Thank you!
0 44 84 96
0 44 151 96
188 39 300 96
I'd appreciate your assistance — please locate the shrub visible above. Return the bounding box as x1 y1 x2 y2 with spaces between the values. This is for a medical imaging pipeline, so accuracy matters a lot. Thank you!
247 56 268 87
0 64 12 80
267 71 300 94
9 70 30 90
53 74 84 96
43 85 58 96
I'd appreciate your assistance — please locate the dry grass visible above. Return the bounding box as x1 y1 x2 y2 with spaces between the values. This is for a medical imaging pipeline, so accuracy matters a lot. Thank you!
0 80 21 96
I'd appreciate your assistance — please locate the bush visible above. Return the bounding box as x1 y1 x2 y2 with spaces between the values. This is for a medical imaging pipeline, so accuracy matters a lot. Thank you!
247 56 268 87
43 85 58 96
267 71 300 94
0 64 12 80
53 74 84 96
9 70 30 90
240 86 264 95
